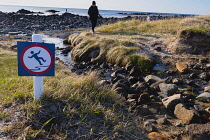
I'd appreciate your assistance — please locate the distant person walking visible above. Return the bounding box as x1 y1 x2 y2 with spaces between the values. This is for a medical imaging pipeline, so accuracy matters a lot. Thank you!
88 1 100 33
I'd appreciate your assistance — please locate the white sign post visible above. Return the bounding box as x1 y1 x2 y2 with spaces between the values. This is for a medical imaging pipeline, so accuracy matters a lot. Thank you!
32 34 43 100
18 34 55 100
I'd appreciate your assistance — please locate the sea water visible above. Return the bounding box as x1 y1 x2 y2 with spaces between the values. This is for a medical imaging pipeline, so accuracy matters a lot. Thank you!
0 5 190 18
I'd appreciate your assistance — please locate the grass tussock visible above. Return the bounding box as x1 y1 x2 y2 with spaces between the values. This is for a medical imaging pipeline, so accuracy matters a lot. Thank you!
70 32 154 70
106 46 140 66
0 48 147 139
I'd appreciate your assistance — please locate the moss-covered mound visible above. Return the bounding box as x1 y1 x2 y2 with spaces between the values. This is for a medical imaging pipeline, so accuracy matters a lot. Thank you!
168 15 210 54
69 32 154 72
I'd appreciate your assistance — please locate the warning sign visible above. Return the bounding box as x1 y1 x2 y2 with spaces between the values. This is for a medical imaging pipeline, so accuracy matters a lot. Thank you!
18 42 55 76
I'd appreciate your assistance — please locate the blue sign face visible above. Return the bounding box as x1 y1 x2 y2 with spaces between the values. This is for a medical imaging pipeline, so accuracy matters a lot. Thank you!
18 41 55 76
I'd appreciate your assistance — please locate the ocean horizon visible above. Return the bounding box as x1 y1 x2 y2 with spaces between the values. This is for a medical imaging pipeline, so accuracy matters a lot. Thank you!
0 5 194 18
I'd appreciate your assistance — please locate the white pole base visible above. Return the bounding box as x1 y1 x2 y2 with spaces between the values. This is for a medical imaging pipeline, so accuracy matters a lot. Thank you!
34 76 44 100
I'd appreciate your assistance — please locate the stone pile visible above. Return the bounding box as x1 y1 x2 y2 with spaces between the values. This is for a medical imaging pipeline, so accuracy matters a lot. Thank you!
59 56 210 139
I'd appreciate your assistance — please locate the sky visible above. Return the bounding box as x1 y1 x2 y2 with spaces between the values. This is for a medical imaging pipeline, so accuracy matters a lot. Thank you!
0 0 210 15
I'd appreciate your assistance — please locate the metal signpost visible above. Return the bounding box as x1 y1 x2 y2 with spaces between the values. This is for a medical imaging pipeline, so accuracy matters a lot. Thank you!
17 34 55 100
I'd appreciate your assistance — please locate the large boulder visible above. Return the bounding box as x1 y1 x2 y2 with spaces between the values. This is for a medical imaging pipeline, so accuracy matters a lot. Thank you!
144 75 161 84
196 92 210 103
174 103 200 124
204 86 210 92
147 132 168 140
162 94 182 111
176 62 188 73
159 83 178 96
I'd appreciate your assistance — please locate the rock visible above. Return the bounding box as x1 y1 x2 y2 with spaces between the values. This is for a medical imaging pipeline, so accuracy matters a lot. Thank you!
199 72 209 80
193 64 202 70
146 119 156 123
206 63 210 69
204 86 210 92
154 46 161 51
150 78 169 90
63 39 69 44
162 94 182 111
46 9 60 13
144 121 155 132
111 76 124 84
172 78 183 85
137 93 151 105
111 68 127 77
196 92 210 103
103 72 112 80
174 120 182 127
194 103 206 114
2 28 17 34
186 122 210 140
100 63 110 69
61 47 71 54
144 75 162 84
129 66 141 76
176 62 188 73
201 112 210 123
128 88 137 94
147 132 168 140
128 76 138 83
17 9 34 14
112 81 129 91
158 92 168 100
135 82 149 94
125 63 133 72
97 80 110 86
113 87 128 99
174 103 200 124
205 107 210 113
88 50 100 59
188 73 197 79
127 94 139 100
159 83 178 96
156 117 168 125
199 58 208 63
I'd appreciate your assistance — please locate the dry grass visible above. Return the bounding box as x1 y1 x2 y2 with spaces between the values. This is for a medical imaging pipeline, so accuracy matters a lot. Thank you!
0 48 148 139
97 18 182 36
97 14 210 37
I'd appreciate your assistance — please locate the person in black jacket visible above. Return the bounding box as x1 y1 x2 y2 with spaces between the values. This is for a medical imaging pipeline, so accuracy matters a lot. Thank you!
88 1 100 33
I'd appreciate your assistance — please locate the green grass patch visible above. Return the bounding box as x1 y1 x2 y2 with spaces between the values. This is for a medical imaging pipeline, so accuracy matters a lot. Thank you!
181 27 210 35
0 49 34 104
128 54 154 72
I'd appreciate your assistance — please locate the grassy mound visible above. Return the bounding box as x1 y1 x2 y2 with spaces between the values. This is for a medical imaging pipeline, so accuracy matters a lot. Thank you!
69 32 154 72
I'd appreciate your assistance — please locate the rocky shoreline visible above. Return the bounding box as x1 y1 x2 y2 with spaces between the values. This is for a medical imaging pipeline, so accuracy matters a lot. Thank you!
0 10 131 36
